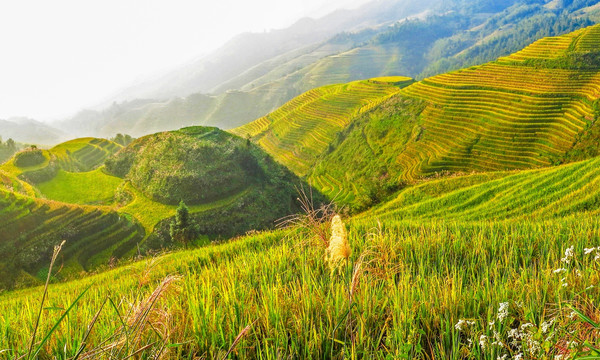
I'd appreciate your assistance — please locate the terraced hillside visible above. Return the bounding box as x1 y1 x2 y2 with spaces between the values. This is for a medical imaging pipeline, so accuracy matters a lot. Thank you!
0 138 122 186
3 154 600 358
396 24 600 180
365 156 600 222
0 188 143 290
231 78 412 175
105 126 318 239
300 24 600 211
49 137 122 172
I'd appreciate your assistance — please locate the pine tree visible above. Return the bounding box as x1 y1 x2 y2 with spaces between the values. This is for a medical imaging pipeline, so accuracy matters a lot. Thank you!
170 201 199 247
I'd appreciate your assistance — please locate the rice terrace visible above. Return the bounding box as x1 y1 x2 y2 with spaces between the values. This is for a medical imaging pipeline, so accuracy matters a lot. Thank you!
2 0 600 359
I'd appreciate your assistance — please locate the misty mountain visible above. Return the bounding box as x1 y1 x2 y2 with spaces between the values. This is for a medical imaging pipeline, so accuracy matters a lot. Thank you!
54 0 599 139
0 118 67 145
99 0 440 104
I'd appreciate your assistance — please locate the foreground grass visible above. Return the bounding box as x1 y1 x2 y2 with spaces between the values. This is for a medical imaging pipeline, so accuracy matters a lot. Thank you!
1 214 598 359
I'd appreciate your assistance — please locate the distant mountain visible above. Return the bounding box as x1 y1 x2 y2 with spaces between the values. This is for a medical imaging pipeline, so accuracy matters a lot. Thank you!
0 117 67 145
55 0 599 139
100 0 439 104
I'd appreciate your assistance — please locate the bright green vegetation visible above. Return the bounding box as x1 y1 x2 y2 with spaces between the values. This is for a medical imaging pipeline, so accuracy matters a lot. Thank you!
366 155 600 221
0 188 144 290
308 95 426 210
118 181 252 234
0 129 315 290
292 24 600 211
396 24 600 180
231 79 408 175
0 138 121 186
2 161 599 357
104 126 317 241
4 24 600 359
36 168 122 206
107 127 259 205
49 137 122 172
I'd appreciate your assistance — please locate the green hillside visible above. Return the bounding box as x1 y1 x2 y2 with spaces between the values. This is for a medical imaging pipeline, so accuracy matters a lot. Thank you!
365 155 600 221
104 126 315 238
0 188 144 290
300 24 600 211
0 138 121 186
397 24 600 179
231 78 411 175
3 154 600 358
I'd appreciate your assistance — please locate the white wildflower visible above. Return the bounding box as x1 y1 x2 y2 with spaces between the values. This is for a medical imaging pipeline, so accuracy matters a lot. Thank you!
561 246 575 264
497 302 509 321
479 335 488 350
595 252 600 261
520 323 534 331
554 355 564 360
497 355 508 360
455 319 467 331
508 328 520 339
586 285 595 290
584 247 596 255
514 353 523 360
575 269 582 277
541 319 554 334
488 320 495 329
553 268 567 274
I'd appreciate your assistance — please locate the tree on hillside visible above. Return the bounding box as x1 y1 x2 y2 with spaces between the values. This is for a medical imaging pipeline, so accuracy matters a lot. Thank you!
170 201 200 247
6 139 16 151
111 133 134 146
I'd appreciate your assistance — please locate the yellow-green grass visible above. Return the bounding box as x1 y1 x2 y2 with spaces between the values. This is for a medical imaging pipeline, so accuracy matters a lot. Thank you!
231 79 408 176
395 24 600 180
36 168 123 206
49 137 122 172
364 155 600 222
118 182 254 233
369 76 414 85
1 203 599 358
0 149 51 178
0 188 143 289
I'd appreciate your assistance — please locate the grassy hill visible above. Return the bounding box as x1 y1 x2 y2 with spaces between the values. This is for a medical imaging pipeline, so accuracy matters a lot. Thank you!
0 138 122 186
104 126 317 239
365 155 600 221
2 154 600 358
0 129 318 290
0 188 144 290
231 78 412 176
297 24 600 211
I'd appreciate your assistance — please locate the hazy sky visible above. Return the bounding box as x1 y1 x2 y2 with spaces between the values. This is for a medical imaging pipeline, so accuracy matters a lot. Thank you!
0 0 371 121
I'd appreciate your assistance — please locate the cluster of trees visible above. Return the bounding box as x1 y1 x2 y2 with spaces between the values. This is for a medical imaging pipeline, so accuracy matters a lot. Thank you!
0 137 18 163
110 133 134 146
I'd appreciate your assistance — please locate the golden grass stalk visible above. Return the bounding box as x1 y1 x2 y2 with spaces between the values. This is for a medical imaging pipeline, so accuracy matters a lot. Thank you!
326 215 351 272
27 240 66 359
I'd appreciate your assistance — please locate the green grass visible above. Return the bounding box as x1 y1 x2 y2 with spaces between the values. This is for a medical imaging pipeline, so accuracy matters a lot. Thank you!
1 201 599 358
231 79 408 176
294 24 600 211
36 168 122 206
0 188 143 290
118 182 253 233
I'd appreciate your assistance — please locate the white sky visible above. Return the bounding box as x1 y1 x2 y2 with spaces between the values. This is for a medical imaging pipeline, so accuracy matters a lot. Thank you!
0 0 370 121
